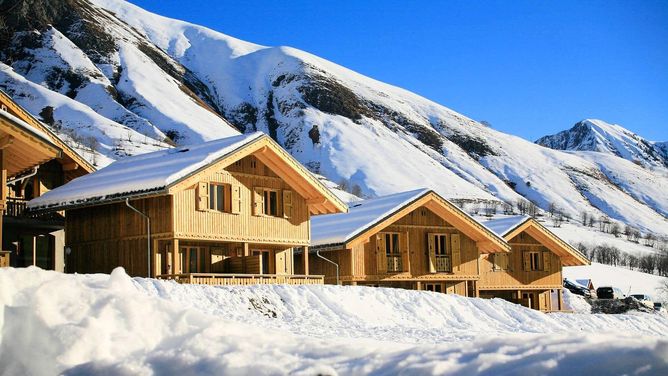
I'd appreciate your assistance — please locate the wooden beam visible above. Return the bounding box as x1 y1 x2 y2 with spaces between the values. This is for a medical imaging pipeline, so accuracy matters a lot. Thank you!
303 246 309 275
62 162 79 171
0 134 14 149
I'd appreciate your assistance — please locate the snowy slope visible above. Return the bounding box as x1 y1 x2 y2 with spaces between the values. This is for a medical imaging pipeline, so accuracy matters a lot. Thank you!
564 262 667 298
537 119 668 168
1 0 666 236
1 267 667 375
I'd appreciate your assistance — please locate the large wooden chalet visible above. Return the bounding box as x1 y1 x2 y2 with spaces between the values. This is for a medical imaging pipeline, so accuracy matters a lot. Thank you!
28 132 347 285
1 90 93 270
480 216 590 311
307 189 511 296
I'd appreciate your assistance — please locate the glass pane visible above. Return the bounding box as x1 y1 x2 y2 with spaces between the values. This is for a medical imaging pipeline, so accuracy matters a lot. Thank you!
209 185 215 210
385 234 391 255
190 248 198 272
439 236 445 255
264 191 270 214
180 249 187 273
269 191 278 215
200 249 207 272
216 185 225 212
392 234 399 254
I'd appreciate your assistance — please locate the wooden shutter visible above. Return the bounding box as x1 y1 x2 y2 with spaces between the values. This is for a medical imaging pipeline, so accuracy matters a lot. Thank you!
196 182 209 211
282 190 293 219
523 252 531 271
376 234 387 274
499 253 509 271
253 187 264 216
427 233 437 273
451 233 461 272
543 251 551 272
231 184 242 214
401 232 410 273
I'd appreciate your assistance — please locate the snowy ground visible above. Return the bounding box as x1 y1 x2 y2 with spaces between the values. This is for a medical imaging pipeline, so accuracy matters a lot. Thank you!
564 262 667 299
1 267 667 375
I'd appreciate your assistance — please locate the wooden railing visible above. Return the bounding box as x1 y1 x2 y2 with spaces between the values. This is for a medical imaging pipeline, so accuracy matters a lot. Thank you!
386 255 403 272
3 197 28 217
156 273 325 286
435 255 451 272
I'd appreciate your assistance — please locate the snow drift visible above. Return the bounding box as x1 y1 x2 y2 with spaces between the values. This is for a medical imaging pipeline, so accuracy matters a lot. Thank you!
1 267 667 375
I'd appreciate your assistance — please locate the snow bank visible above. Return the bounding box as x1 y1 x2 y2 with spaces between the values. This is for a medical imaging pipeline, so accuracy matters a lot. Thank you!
1 267 667 375
562 289 592 314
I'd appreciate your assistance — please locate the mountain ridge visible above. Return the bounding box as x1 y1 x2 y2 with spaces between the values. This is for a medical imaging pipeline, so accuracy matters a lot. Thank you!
1 0 666 235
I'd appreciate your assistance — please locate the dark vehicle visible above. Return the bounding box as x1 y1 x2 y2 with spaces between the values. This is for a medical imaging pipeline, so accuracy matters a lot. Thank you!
564 279 591 298
596 286 624 300
654 302 666 313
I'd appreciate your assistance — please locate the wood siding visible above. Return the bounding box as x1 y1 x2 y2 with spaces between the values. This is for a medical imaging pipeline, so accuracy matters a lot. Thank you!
310 205 481 284
479 231 563 289
173 156 310 245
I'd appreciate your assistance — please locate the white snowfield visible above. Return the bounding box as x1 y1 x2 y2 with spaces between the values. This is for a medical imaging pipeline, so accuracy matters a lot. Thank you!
1 267 667 375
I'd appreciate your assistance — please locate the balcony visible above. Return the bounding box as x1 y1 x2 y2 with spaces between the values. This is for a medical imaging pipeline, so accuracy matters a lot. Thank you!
435 255 451 272
157 273 325 286
386 255 403 273
3 197 28 217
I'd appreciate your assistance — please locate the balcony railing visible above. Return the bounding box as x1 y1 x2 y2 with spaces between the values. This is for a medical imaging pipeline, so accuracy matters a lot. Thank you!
156 273 325 286
386 255 403 272
435 255 451 272
3 197 28 217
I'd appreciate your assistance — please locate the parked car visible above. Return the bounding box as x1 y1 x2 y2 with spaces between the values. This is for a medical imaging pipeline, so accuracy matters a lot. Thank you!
596 286 625 300
630 294 654 309
654 302 666 313
564 279 591 298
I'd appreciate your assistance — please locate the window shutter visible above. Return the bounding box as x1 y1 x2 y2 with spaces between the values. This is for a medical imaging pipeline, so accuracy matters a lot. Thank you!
401 232 410 273
376 234 387 274
427 233 437 273
500 253 509 271
543 251 551 272
231 184 242 214
491 254 498 271
253 187 264 216
451 233 461 272
523 252 531 271
196 182 209 211
282 190 293 219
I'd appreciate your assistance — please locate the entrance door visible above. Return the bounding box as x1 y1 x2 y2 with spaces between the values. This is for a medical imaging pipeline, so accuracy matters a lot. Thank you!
252 250 271 274
179 246 208 273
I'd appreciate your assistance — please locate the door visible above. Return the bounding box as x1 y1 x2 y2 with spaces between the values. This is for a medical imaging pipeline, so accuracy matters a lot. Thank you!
252 250 271 274
179 246 208 273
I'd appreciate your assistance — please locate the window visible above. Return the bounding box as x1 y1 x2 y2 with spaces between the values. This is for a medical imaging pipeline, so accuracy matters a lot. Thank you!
524 251 543 271
209 184 227 212
428 234 452 273
434 234 448 256
384 233 400 256
180 246 208 273
264 189 279 216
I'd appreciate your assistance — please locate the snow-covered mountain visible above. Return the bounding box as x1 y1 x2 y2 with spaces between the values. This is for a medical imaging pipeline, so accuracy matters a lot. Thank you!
536 119 668 168
1 0 666 235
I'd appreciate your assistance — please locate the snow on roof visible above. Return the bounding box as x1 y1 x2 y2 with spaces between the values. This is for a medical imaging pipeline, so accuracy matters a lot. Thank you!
482 215 531 237
0 108 57 149
576 279 593 288
310 188 431 247
28 132 264 210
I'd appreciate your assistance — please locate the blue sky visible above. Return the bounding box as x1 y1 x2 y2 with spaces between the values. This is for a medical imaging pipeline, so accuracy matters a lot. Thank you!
127 0 668 141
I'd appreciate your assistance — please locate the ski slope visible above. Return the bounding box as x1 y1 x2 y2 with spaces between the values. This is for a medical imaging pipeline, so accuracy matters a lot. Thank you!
1 267 666 375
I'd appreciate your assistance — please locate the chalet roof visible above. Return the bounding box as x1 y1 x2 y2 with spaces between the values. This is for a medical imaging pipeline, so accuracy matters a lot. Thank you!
483 215 531 237
483 216 590 266
27 132 347 214
0 108 61 178
0 89 94 175
311 189 510 253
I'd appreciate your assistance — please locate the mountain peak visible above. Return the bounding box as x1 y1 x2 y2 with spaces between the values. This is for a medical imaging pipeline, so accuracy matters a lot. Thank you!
536 119 668 168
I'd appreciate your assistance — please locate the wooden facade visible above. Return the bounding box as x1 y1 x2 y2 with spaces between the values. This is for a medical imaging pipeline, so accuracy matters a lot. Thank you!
49 134 346 285
479 217 589 312
309 192 510 297
1 90 93 271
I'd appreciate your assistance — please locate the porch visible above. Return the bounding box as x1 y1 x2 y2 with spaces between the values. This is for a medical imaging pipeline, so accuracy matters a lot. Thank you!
157 273 323 285
153 238 320 286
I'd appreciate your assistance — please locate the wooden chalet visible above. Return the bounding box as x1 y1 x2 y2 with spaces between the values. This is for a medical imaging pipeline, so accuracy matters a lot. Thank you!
307 189 510 296
0 90 93 271
480 216 590 312
28 132 347 285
